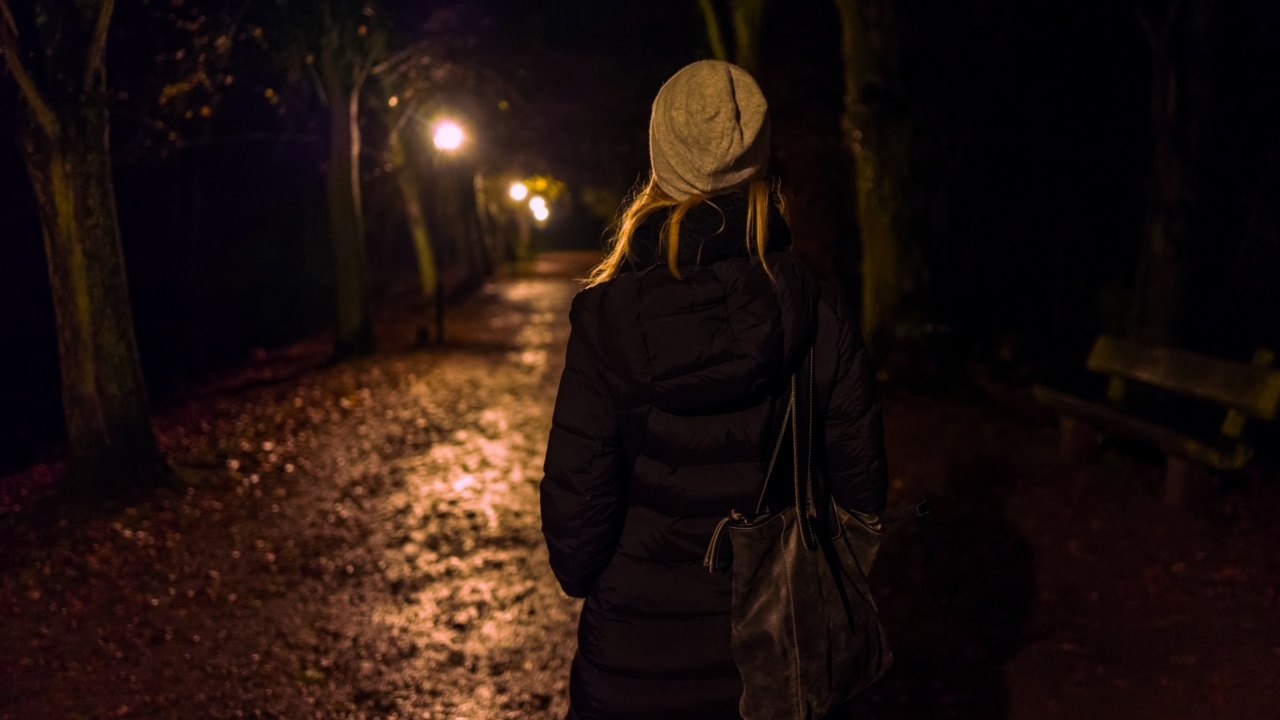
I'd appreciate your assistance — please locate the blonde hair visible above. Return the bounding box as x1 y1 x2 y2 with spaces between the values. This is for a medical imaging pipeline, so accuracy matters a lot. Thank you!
585 177 784 287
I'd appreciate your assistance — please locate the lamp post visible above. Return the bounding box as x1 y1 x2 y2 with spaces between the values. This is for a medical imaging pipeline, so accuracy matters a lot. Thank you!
506 180 554 267
430 118 466 344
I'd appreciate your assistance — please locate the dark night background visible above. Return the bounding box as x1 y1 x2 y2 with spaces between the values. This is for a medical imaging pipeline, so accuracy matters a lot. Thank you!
2 2 1280 718
3 1 1278 473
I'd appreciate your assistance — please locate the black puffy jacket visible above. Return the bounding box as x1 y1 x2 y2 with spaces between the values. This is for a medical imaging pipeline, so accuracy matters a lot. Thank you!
541 196 887 720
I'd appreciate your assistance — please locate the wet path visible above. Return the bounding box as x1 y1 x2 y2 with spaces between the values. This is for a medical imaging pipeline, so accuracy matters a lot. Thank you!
3 250 1278 719
1 253 597 719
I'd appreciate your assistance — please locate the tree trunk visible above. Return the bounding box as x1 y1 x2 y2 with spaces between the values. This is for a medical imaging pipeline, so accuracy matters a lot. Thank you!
698 0 729 61
325 81 375 357
835 0 910 350
388 129 438 298
698 0 764 73
1138 59 1182 346
473 173 502 270
730 0 765 74
16 105 167 496
457 167 490 279
1135 0 1199 345
479 178 497 265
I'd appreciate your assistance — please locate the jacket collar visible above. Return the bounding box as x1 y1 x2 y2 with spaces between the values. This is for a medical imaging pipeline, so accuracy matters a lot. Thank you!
625 191 792 272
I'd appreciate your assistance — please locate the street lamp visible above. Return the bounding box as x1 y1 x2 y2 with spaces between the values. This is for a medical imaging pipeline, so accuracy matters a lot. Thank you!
529 195 549 222
509 181 528 201
427 117 465 345
432 119 465 152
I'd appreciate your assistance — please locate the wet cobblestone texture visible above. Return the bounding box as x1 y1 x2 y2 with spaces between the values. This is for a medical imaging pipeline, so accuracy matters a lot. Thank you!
2 251 1278 720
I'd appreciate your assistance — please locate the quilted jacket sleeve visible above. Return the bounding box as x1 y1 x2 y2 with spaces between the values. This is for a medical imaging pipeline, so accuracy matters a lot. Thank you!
824 289 889 515
540 291 627 598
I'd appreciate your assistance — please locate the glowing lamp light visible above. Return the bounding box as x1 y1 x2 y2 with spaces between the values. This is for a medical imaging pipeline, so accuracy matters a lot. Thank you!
529 195 549 222
509 182 529 201
432 119 464 151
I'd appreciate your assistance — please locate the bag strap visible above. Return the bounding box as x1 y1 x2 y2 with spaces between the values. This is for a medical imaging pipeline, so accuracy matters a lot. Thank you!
755 348 822 552
795 350 821 551
704 345 823 572
752 373 796 515
704 371 797 573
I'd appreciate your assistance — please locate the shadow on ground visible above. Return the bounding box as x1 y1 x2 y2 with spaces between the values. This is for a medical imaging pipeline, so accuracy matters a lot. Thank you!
853 455 1034 720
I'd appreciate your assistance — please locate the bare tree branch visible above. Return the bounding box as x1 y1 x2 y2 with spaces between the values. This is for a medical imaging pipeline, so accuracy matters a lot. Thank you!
1134 6 1157 53
391 103 415 136
307 57 329 106
370 44 422 77
83 0 115 90
353 52 374 86
0 0 60 136
230 0 253 27
1134 0 1184 55
1162 0 1185 40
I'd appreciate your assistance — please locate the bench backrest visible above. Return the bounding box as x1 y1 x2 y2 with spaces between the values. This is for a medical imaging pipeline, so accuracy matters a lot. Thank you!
1085 335 1280 421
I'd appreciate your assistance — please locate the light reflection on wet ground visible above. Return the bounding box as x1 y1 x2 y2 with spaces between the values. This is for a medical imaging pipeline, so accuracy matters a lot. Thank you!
297 257 594 719
0 252 599 720
7 248 1277 719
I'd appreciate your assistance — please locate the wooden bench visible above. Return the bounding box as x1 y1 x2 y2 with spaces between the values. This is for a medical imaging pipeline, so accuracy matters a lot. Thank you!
1033 334 1280 504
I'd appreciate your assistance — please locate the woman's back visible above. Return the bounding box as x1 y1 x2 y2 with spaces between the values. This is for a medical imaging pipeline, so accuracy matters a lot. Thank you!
540 60 887 720
543 198 817 718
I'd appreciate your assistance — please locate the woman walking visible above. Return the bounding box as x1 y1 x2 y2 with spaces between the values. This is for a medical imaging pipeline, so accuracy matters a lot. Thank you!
540 60 888 720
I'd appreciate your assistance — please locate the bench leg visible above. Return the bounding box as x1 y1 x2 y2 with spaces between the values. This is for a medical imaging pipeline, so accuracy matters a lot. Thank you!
1058 417 1098 462
1163 457 1189 506
1163 457 1213 507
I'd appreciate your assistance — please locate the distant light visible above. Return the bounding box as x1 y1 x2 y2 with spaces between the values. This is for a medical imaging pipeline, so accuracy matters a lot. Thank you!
432 120 464 151
388 95 399 108
530 195 549 222
509 182 528 201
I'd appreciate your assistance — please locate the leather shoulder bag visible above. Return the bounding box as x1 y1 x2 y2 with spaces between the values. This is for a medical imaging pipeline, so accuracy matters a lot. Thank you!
704 349 892 720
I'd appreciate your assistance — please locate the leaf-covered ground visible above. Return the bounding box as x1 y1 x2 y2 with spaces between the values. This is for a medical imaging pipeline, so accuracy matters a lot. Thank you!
1 251 1277 720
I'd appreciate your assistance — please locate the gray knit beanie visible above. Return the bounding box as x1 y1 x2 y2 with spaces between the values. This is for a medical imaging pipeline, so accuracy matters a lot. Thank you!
649 60 770 201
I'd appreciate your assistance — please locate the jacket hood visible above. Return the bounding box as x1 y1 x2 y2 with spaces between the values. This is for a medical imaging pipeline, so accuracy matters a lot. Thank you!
591 196 818 413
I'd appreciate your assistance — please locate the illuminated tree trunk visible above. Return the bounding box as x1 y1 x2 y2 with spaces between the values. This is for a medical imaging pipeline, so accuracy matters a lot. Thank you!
388 128 438 298
729 0 764 74
431 159 486 290
473 174 504 267
3 0 167 495
322 72 375 357
835 0 911 348
698 0 764 73
457 166 491 279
